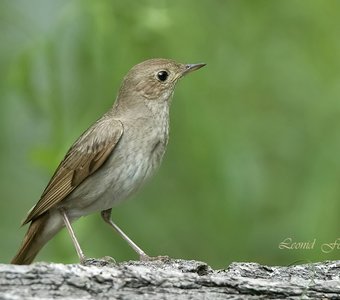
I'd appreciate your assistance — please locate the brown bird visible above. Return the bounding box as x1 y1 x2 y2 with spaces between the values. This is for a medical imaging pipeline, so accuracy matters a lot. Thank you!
11 58 206 264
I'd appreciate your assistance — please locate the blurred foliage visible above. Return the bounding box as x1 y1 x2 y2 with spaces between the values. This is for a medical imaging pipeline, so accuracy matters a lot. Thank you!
1 0 340 268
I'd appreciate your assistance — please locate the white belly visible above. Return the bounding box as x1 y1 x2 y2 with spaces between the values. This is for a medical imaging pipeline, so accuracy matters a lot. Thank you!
63 126 167 219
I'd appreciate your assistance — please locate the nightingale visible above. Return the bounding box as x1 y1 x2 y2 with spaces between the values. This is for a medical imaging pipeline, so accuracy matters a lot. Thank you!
11 58 206 265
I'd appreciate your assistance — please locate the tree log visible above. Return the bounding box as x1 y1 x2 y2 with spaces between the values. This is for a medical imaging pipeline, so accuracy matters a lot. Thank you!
1 258 340 299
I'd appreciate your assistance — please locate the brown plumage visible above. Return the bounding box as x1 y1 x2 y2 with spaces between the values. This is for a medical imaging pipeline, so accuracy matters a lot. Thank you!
11 59 205 264
11 118 123 264
12 213 49 265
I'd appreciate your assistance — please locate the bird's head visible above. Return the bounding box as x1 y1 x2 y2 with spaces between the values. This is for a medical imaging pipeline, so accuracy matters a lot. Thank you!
118 58 206 102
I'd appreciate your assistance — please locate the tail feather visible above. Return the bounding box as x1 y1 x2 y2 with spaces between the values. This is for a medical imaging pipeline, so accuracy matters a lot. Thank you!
11 213 50 265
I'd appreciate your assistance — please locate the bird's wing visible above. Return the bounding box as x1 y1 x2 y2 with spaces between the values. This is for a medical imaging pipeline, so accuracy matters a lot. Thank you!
23 117 124 224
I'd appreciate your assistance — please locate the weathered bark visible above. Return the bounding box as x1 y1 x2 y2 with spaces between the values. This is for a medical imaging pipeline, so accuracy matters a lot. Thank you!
1 258 340 299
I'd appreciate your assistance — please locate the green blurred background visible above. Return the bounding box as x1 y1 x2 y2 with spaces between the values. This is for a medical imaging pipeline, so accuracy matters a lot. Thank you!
1 0 340 268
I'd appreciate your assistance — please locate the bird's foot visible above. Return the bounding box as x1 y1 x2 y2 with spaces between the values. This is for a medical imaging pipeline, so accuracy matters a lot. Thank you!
81 256 116 266
139 253 170 262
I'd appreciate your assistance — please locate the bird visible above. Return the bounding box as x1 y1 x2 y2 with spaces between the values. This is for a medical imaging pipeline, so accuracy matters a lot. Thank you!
11 58 206 265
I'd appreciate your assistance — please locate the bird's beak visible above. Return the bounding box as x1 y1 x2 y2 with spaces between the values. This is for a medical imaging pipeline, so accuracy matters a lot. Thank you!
182 63 206 76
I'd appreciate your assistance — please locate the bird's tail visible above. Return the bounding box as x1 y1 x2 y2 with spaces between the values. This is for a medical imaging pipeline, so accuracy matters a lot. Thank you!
11 213 54 265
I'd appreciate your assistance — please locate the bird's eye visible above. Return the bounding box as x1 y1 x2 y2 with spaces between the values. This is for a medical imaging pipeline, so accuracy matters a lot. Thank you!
157 71 169 82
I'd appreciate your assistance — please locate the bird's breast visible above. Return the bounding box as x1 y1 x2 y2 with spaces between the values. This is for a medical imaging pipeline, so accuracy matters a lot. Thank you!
65 112 169 216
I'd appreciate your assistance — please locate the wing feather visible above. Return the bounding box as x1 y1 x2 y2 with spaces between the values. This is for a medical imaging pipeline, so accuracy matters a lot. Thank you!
22 117 124 224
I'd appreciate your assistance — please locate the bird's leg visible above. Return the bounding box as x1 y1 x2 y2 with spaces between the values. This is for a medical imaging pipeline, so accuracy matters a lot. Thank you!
60 208 86 263
101 208 150 261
